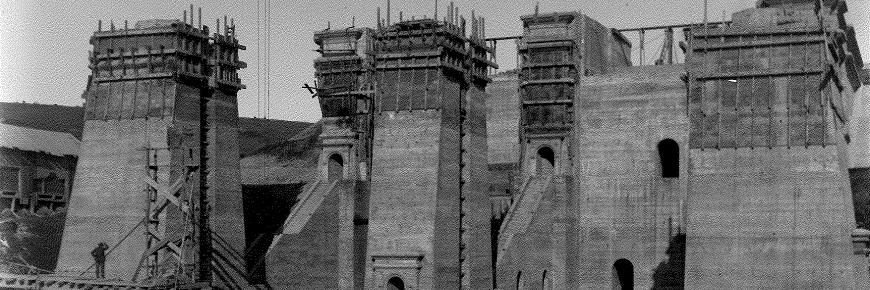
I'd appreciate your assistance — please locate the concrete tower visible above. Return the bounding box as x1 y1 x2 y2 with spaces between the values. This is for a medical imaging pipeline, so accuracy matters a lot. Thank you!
365 15 496 289
310 28 374 290
498 9 694 289
265 28 374 290
684 0 866 288
496 13 586 289
58 12 249 288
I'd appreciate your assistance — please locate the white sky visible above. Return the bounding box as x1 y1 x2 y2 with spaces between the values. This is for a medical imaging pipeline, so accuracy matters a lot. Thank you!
1 0 868 122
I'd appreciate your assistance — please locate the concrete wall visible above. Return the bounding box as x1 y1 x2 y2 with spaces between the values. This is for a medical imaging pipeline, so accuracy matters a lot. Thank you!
59 80 248 287
571 65 689 289
495 178 564 290
366 109 453 289
59 116 173 277
486 71 520 167
465 84 494 289
266 184 340 289
486 71 521 222
685 146 858 289
207 89 249 287
580 15 610 76
495 65 689 289
849 86 870 168
58 78 181 277
683 2 864 288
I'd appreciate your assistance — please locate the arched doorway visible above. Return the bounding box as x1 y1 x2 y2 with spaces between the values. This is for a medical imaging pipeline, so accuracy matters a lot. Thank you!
536 146 555 175
612 259 634 290
387 276 405 290
327 153 344 181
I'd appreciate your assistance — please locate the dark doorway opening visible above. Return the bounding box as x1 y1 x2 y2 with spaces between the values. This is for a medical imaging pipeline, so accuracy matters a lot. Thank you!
536 146 555 174
613 259 634 290
327 153 344 181
387 276 405 290
658 139 679 178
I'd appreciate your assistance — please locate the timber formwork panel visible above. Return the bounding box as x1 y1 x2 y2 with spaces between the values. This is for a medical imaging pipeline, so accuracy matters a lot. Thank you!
686 25 829 149
518 13 579 137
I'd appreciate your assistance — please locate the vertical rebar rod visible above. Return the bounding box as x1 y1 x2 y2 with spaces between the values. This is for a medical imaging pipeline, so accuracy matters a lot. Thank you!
197 46 213 284
703 0 709 26
639 29 645 66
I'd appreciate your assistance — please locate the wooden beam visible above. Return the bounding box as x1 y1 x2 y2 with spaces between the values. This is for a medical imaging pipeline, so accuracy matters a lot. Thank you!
485 35 522 41
617 21 732 32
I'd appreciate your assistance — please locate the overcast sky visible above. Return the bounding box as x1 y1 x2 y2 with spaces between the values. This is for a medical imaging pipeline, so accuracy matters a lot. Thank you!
2 0 868 122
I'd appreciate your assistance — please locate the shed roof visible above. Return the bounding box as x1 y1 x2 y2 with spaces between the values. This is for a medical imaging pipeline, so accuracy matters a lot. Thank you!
0 123 80 156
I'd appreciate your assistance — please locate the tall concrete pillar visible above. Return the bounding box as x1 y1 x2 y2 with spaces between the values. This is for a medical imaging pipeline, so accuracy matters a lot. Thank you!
58 17 248 288
265 28 374 290
684 2 865 289
497 12 584 290
311 28 374 290
365 18 495 290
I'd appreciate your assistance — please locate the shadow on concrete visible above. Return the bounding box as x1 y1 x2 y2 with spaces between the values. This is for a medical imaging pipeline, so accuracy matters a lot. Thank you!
242 183 303 285
650 233 685 290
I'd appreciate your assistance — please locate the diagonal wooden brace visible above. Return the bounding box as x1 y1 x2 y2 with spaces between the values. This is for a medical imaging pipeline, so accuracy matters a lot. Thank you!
145 171 193 219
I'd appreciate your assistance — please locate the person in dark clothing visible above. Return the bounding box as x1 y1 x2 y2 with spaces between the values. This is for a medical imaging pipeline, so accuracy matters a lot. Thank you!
91 242 108 278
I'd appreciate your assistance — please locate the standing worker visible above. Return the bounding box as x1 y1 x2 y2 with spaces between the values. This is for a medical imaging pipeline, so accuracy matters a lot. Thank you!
91 242 107 278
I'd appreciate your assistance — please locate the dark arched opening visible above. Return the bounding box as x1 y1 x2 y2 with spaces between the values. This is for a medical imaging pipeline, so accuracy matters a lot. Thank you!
387 276 404 290
613 259 634 290
327 153 344 181
657 139 679 178
536 146 555 174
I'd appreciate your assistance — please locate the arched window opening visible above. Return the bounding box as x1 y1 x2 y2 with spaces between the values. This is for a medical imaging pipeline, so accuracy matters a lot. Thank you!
536 146 555 175
657 139 679 178
612 259 634 290
387 276 405 290
327 153 344 181
516 271 523 290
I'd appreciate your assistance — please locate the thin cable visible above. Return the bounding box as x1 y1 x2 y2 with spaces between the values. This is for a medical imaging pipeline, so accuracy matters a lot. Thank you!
257 0 261 118
265 0 269 119
265 0 268 119
646 32 665 64
264 0 268 119
632 31 665 65
260 0 267 179
262 0 271 179
269 0 273 119
268 0 271 119
264 0 269 119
